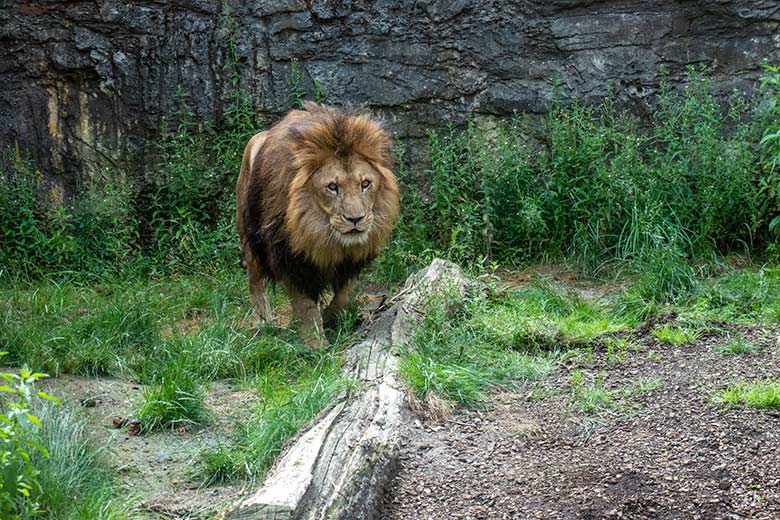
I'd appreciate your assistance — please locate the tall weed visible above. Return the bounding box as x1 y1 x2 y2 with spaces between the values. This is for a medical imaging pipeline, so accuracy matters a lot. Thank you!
410 66 777 282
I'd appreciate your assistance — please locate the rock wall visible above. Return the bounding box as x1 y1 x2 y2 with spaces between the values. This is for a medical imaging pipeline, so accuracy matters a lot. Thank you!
1 0 779 184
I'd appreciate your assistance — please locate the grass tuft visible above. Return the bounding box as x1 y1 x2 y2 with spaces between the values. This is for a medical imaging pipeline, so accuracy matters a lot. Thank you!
571 370 614 414
570 370 661 417
32 404 140 520
201 369 344 484
717 336 759 356
397 284 600 410
605 337 641 364
136 354 210 432
652 324 700 346
713 380 780 409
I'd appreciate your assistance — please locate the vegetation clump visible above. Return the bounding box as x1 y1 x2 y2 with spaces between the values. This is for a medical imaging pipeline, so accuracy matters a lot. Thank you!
714 380 780 409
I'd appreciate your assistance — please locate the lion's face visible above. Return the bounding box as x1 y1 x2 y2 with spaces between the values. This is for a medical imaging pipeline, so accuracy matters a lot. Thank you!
273 103 400 268
310 158 383 247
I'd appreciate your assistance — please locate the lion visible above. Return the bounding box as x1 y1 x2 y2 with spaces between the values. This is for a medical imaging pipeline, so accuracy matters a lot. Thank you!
236 102 399 346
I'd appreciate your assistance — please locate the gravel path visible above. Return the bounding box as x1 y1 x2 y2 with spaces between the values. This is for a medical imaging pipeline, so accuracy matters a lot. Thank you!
382 322 780 520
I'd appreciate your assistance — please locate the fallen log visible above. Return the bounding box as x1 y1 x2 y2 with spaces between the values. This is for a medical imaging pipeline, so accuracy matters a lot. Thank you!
218 259 472 520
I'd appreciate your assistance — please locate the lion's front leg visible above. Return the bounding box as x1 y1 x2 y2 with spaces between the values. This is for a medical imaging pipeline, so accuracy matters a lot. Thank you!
323 278 355 326
286 284 327 348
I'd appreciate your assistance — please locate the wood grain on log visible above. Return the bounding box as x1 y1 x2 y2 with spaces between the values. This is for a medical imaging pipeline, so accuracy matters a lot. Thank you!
218 259 470 520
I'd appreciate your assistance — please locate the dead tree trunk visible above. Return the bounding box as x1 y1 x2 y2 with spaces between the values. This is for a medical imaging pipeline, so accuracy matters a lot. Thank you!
218 259 472 520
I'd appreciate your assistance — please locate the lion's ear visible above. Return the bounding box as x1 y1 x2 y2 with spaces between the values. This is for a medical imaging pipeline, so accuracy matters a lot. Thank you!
370 161 397 186
302 100 326 114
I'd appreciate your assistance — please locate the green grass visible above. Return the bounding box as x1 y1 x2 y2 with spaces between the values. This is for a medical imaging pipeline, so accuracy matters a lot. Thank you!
31 404 140 520
717 336 759 356
652 324 701 346
398 281 635 409
605 338 641 364
400 349 551 409
570 369 661 417
1 266 354 485
713 380 780 409
690 268 780 324
571 370 614 414
473 282 635 349
136 354 211 432
0 268 279 379
201 366 345 484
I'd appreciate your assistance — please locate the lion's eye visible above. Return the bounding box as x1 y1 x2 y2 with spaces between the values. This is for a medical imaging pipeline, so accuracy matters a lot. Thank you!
327 183 339 193
361 179 371 190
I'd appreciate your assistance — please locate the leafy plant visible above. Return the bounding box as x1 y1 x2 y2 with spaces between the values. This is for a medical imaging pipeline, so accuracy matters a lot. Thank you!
0 359 59 519
287 58 306 109
0 148 46 278
758 65 780 244
6 65 780 281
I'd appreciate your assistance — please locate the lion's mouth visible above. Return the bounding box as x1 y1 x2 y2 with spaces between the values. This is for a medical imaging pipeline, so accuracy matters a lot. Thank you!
345 228 363 235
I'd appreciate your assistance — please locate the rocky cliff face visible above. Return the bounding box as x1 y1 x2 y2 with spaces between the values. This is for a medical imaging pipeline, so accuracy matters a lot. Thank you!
1 0 779 184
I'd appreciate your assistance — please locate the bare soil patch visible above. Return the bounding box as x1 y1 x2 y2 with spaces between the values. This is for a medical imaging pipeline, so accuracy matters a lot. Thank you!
382 322 780 519
40 375 258 519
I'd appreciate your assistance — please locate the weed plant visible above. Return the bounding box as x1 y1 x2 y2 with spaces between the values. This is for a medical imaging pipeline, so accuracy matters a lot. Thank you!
383 65 780 301
0 149 138 279
758 65 780 251
371 141 438 282
147 85 261 273
651 324 701 346
0 83 261 280
570 369 660 417
605 338 641 364
3 66 779 287
0 362 58 520
570 370 614 414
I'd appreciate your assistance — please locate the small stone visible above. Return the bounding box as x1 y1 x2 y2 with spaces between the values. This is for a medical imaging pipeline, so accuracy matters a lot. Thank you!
127 418 142 436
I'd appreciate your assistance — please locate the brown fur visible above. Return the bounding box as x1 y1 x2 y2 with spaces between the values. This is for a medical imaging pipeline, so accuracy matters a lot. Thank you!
236 102 399 345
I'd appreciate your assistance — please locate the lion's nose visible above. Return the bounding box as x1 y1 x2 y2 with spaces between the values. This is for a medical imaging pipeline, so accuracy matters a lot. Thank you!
345 214 365 225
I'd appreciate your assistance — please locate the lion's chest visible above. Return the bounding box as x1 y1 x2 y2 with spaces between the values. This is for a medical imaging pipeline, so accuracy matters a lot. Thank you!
266 243 367 300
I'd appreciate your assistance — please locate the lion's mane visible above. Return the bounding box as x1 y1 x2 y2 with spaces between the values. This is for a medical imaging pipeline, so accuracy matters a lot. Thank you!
237 102 399 300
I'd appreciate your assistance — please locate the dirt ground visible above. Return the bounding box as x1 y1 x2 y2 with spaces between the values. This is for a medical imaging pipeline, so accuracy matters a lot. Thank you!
41 375 257 519
382 321 780 520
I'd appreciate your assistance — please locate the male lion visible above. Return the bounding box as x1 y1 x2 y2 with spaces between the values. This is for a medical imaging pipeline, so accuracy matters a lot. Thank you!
236 102 399 346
